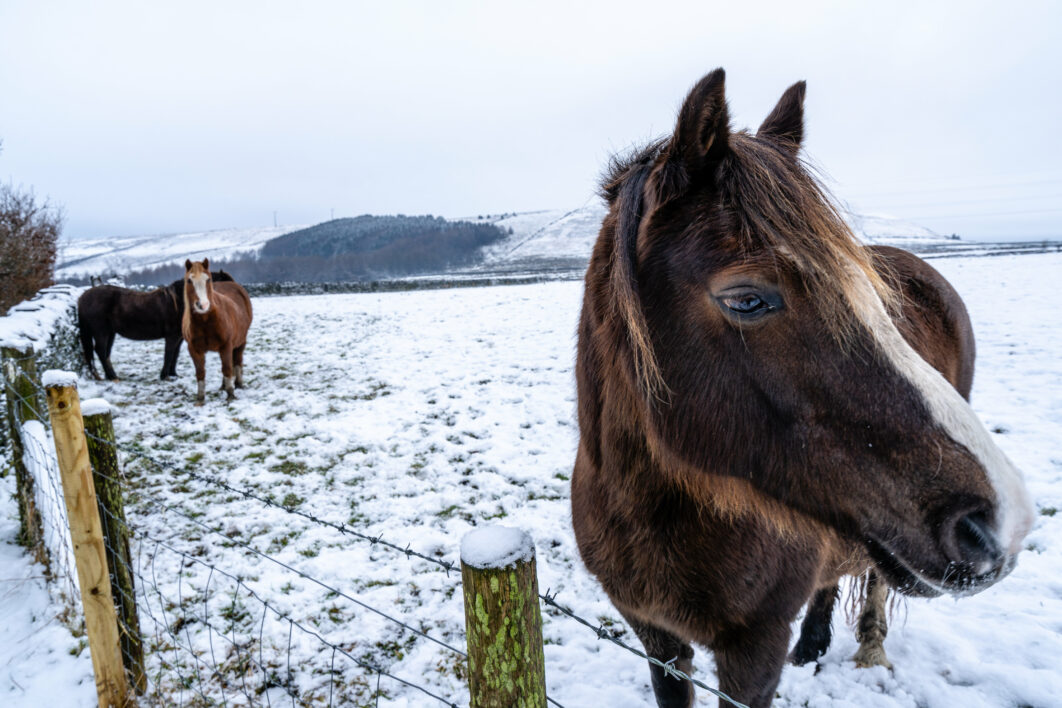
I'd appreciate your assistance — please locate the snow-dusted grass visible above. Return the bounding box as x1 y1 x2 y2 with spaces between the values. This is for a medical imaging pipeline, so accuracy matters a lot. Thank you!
63 252 1062 707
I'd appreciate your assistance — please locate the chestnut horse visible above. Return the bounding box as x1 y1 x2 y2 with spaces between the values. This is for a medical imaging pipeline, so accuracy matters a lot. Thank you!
182 259 252 404
571 69 1033 708
78 271 234 380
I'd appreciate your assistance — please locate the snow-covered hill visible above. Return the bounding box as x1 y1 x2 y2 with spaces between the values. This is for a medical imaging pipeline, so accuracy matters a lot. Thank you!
55 205 948 282
462 202 949 276
56 225 305 280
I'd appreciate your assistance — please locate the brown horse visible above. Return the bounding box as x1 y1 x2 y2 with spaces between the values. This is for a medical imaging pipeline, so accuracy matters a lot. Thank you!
571 69 1034 708
182 259 252 404
77 271 234 380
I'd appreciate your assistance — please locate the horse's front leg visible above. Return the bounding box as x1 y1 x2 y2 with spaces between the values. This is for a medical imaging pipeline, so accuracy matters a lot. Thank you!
621 612 694 708
189 346 207 405
852 570 892 669
219 347 236 401
713 617 792 708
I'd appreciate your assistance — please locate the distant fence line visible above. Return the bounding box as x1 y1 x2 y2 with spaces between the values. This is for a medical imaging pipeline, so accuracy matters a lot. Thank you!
1 286 747 708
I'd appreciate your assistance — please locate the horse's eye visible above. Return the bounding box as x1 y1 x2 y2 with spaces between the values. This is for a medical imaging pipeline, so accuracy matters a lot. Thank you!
722 293 769 315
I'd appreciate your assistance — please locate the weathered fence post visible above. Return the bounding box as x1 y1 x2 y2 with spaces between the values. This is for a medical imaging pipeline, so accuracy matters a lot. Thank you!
45 372 131 708
460 525 547 708
2 345 46 563
83 398 146 696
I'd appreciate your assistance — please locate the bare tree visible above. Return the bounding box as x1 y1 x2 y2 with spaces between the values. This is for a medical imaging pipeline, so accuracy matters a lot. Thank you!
0 141 64 311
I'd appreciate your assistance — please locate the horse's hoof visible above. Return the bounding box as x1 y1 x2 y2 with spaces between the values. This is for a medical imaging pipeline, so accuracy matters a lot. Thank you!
852 645 893 670
788 647 819 667
225 392 236 402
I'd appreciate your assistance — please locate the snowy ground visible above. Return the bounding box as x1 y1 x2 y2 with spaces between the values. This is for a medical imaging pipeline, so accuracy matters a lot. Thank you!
0 474 95 707
7 251 1062 706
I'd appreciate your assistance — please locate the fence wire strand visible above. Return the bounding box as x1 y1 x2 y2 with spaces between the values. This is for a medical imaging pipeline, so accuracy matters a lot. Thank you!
6 354 741 707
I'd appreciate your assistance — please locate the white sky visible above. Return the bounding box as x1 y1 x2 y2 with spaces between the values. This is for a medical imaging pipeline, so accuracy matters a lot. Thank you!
1 0 1060 241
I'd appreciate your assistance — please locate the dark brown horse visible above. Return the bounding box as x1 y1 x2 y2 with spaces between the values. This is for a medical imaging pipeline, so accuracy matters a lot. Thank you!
182 259 252 404
77 271 234 380
571 69 1034 708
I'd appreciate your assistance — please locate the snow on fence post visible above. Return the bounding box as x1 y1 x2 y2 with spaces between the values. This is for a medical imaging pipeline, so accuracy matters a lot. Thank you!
83 398 146 696
460 525 547 708
44 372 131 708
2 345 47 563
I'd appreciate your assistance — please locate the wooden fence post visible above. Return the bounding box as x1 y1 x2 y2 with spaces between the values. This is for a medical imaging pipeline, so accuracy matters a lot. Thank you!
83 399 146 696
45 372 131 708
460 525 547 708
2 345 46 563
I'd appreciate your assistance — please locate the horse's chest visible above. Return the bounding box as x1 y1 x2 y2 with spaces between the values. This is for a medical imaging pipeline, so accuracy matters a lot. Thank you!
186 327 226 352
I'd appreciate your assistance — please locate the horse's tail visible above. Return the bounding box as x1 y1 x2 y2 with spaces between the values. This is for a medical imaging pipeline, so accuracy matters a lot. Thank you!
78 313 95 368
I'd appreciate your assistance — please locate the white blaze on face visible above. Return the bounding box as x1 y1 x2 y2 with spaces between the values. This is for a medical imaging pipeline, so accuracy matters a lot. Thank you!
843 264 1034 558
191 272 210 314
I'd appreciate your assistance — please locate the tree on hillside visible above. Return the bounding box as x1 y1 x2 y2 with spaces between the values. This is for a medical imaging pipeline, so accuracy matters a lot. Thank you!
0 141 63 311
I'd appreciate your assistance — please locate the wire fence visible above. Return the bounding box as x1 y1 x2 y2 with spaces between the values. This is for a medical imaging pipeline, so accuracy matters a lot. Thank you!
2 340 747 708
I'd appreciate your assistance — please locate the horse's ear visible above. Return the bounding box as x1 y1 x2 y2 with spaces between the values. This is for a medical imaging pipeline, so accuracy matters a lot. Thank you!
653 69 730 205
757 80 806 155
184 259 192 271
672 68 731 167
203 257 210 271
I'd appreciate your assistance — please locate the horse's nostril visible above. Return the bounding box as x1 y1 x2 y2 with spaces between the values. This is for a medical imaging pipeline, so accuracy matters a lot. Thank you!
953 511 1002 568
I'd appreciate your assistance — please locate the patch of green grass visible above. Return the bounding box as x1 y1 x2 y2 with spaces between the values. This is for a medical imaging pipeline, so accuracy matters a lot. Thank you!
281 492 304 509
175 429 211 444
270 460 308 476
352 380 392 401
185 452 204 465
68 638 88 656
437 504 461 519
363 579 397 589
1041 506 1057 517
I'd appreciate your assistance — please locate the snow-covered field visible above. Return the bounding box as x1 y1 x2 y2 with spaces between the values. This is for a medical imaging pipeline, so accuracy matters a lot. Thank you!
7 251 1061 707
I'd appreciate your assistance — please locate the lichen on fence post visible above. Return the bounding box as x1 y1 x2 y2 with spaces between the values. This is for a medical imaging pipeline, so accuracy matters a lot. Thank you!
2 345 46 564
45 372 131 707
83 398 146 696
460 525 547 708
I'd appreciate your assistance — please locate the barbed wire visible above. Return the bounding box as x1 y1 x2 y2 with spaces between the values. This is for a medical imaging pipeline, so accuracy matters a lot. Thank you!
7 357 738 708
88 447 470 705
539 589 748 708
87 411 718 708
102 433 463 578
4 370 469 706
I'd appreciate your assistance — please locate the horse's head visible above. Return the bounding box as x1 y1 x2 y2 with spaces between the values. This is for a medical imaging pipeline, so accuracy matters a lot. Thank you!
184 258 214 315
597 69 1033 597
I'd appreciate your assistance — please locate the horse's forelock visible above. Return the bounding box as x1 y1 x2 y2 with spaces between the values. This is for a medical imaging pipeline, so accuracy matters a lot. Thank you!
722 133 900 346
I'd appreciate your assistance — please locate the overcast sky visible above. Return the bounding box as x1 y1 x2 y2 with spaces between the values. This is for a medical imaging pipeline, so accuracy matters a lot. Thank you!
1 0 1060 241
